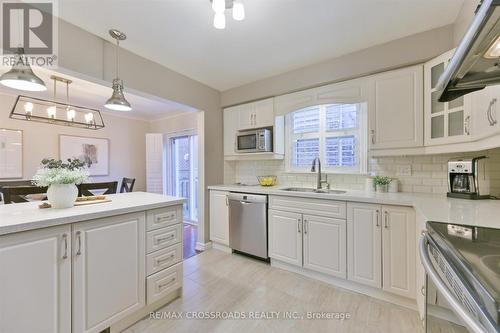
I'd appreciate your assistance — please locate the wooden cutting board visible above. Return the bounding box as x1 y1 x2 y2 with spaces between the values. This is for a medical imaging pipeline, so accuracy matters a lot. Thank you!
74 199 112 206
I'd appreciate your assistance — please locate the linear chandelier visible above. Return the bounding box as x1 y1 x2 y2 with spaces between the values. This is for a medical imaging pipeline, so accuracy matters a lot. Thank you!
9 75 105 130
211 0 245 29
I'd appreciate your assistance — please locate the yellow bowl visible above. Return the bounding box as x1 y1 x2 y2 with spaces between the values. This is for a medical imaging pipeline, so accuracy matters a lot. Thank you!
257 176 277 186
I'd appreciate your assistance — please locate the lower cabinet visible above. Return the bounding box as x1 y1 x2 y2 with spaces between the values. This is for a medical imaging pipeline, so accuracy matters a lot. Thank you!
72 212 146 333
209 190 230 246
0 225 72 333
347 202 416 299
268 209 347 279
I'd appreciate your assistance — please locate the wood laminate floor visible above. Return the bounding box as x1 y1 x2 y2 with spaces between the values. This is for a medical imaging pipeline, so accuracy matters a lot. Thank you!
125 249 425 333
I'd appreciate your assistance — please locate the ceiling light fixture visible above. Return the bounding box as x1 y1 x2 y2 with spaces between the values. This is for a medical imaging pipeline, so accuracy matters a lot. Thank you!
0 48 47 92
9 75 105 130
210 0 245 30
104 29 132 111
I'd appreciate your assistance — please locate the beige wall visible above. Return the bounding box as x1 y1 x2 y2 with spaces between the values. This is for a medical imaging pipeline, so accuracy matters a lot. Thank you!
0 92 150 191
149 112 199 134
221 25 455 107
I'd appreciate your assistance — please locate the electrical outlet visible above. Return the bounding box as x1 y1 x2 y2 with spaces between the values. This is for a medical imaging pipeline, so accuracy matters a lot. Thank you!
397 165 412 176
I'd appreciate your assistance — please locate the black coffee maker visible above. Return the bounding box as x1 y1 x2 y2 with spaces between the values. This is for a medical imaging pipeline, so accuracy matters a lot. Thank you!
447 156 490 199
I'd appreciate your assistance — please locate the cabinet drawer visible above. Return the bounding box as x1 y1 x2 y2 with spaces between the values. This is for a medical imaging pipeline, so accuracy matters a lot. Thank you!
146 243 182 276
147 206 182 231
147 262 183 305
269 195 346 219
146 224 182 254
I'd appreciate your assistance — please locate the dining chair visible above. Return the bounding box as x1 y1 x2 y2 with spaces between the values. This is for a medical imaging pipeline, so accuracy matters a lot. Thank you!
0 180 33 202
1 185 48 204
78 181 118 196
120 177 136 193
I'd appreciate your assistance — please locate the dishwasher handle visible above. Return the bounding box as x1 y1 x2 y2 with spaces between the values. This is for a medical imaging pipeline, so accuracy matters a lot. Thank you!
227 192 267 204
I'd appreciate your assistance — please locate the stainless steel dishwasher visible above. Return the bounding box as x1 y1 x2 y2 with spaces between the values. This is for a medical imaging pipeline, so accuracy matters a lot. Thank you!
228 192 268 259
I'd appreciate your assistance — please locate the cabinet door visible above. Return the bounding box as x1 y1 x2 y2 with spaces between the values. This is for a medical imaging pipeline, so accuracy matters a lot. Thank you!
268 209 303 266
0 225 71 333
223 109 238 156
347 202 382 288
369 65 423 149
235 103 254 131
73 212 146 333
382 205 416 299
472 84 500 140
253 98 275 128
424 50 472 145
209 190 230 245
303 214 346 279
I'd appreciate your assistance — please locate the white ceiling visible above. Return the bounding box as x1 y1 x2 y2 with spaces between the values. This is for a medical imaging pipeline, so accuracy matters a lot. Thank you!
0 67 196 121
58 0 465 91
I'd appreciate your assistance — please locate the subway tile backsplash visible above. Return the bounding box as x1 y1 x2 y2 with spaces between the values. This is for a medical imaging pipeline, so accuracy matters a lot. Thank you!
224 148 500 196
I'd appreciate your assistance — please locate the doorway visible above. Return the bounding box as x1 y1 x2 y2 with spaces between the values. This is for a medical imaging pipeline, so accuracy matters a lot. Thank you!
168 133 200 259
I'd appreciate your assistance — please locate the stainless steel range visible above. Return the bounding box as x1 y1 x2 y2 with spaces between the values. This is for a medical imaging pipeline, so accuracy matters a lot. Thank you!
420 222 500 333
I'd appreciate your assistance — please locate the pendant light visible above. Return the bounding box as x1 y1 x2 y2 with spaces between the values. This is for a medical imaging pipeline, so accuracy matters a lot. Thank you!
0 48 47 91
210 0 245 30
104 29 132 111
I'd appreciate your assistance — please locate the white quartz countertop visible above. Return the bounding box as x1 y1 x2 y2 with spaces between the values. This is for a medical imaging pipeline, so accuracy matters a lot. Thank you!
208 185 500 229
0 192 185 236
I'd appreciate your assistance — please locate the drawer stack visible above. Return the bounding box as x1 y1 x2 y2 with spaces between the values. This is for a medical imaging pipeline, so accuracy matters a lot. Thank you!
145 206 183 304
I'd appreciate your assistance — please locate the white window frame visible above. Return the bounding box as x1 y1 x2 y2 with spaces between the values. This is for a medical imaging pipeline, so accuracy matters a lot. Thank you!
285 103 368 174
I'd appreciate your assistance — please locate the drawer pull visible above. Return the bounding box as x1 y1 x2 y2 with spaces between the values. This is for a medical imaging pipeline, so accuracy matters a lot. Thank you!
155 214 175 223
156 234 175 244
156 254 175 265
158 277 176 290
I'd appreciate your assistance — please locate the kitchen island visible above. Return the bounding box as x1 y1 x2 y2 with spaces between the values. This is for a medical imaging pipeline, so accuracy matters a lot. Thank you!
0 192 185 333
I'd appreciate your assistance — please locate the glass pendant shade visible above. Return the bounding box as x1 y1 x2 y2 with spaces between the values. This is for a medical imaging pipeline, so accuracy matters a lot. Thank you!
0 48 46 92
214 12 226 29
104 79 132 111
233 0 245 21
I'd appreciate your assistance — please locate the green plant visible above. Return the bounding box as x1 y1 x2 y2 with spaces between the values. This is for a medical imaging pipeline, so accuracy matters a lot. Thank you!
32 158 89 187
373 176 392 186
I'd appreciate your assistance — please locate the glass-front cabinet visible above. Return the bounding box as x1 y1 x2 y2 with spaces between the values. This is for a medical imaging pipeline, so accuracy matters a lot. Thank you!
424 49 472 146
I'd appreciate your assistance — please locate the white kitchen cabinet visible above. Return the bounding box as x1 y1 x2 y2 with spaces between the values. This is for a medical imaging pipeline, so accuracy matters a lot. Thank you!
268 209 303 267
369 65 424 149
209 190 230 245
0 225 71 333
223 108 239 156
424 50 472 146
231 98 275 131
72 212 146 333
303 214 346 279
382 205 416 299
347 202 382 288
472 84 500 140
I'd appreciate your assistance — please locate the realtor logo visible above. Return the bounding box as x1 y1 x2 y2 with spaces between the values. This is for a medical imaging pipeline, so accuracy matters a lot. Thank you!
0 0 58 66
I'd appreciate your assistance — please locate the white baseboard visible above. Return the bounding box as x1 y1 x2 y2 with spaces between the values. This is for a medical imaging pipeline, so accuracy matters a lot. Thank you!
195 241 212 251
271 259 417 311
212 242 232 253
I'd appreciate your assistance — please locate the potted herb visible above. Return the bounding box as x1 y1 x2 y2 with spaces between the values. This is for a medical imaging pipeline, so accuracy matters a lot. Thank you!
373 176 391 193
32 158 89 209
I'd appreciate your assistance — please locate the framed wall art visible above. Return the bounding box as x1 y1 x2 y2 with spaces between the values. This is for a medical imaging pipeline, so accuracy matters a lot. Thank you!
59 135 109 176
0 129 23 179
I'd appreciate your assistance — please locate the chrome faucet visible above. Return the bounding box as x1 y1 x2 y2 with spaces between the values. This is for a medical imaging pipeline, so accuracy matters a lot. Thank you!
311 157 329 190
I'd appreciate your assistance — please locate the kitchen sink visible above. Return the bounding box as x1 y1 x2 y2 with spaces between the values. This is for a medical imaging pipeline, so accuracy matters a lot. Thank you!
281 187 346 194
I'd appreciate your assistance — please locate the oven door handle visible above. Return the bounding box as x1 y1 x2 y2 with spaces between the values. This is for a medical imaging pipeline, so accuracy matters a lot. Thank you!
419 234 488 333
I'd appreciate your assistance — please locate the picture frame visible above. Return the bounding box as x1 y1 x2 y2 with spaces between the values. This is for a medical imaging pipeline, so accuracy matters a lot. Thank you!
0 128 23 179
59 135 109 176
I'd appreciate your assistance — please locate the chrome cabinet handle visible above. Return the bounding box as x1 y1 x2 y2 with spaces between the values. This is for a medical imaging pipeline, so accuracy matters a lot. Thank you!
225 195 229 206
297 218 302 233
371 130 375 144
156 254 175 265
384 211 389 229
421 285 426 296
304 220 308 234
76 231 82 256
487 98 498 126
156 214 175 223
158 277 176 290
156 234 175 244
375 210 380 227
464 115 471 135
62 234 68 259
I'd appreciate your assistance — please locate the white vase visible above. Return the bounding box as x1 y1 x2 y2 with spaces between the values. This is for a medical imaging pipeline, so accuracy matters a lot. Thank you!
376 184 388 193
47 184 78 209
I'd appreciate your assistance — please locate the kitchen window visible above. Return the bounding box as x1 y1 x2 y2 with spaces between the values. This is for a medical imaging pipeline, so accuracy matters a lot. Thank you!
286 103 367 173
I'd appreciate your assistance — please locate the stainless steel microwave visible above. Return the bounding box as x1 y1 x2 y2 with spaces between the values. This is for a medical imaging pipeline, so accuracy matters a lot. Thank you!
236 129 273 153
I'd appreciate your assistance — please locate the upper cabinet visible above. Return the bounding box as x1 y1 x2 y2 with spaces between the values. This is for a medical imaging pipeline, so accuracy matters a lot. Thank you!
424 50 472 146
471 84 500 141
368 65 424 149
235 97 274 131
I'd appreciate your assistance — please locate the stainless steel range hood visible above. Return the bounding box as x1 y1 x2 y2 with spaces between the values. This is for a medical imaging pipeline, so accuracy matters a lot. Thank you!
437 0 500 102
